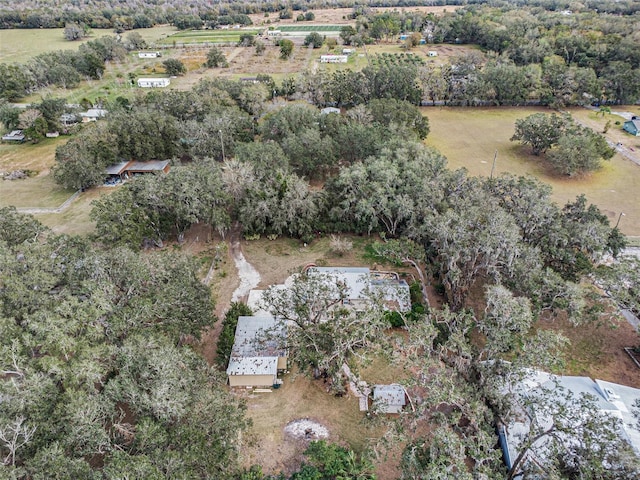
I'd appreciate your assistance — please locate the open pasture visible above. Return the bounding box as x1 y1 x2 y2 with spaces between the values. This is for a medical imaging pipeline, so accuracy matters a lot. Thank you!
424 106 640 236
0 26 176 64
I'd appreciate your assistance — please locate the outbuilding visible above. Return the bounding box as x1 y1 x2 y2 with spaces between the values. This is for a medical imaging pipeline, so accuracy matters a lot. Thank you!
320 54 348 63
137 77 171 88
138 51 162 58
623 119 640 136
373 384 407 414
1 130 25 142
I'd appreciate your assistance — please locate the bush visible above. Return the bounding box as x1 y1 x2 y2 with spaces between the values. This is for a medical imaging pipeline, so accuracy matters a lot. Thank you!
329 234 353 256
216 302 253 368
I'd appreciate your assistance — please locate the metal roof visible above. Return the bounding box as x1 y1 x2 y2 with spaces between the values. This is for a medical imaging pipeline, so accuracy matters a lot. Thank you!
104 161 131 175
373 384 406 406
126 160 170 172
226 356 278 376
230 316 285 357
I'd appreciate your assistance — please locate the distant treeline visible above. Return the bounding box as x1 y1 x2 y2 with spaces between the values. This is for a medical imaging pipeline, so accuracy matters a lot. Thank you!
1 0 639 31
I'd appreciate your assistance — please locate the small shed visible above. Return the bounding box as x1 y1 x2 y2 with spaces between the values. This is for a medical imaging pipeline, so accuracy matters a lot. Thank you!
623 119 640 136
137 77 171 88
1 130 25 142
373 384 407 414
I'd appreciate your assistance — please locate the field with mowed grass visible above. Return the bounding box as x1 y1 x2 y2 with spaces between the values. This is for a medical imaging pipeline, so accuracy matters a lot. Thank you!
423 106 640 236
0 26 177 64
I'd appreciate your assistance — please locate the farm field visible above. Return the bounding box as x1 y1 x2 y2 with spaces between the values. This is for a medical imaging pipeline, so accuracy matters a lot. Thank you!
0 26 176 64
160 29 260 45
424 106 640 236
277 24 344 32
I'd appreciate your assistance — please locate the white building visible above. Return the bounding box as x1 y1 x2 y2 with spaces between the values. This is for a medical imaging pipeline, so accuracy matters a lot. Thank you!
267 30 282 37
320 54 348 63
138 51 161 58
137 77 171 88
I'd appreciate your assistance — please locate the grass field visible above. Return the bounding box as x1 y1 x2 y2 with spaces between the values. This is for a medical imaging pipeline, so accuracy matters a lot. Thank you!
33 187 106 236
160 29 260 45
424 106 640 236
0 26 176 64
0 174 75 209
278 25 344 32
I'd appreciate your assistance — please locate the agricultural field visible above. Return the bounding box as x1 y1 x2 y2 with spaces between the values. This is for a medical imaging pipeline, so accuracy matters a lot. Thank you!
424 106 640 236
277 25 344 32
159 28 261 45
0 25 176 63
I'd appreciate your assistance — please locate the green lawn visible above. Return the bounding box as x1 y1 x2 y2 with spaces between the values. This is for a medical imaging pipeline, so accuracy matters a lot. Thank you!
0 26 176 64
0 174 75 209
424 106 640 236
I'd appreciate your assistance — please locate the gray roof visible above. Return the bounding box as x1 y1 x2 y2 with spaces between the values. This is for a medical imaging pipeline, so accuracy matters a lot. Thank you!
104 161 130 175
2 130 25 141
230 315 286 358
226 316 286 377
126 160 170 172
625 119 640 130
307 267 411 312
595 379 640 454
373 384 406 406
81 108 107 118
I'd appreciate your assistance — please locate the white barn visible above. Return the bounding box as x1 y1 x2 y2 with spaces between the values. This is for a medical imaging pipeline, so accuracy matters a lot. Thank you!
320 54 348 63
137 77 171 88
138 51 161 58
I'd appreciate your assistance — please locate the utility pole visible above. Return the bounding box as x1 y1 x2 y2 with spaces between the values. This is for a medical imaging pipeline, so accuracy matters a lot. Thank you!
219 129 225 161
490 150 498 179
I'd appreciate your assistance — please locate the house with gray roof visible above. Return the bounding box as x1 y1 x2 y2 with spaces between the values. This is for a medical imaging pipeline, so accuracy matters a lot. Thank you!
226 316 287 388
623 119 640 136
373 384 407 413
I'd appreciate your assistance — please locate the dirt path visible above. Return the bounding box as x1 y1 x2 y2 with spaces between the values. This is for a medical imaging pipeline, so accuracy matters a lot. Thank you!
229 226 261 303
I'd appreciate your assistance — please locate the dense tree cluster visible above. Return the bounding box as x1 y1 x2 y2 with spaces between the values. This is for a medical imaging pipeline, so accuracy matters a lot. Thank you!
512 112 615 175
0 210 248 478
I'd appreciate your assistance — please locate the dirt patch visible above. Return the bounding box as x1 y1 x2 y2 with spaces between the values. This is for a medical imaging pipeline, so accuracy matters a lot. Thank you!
539 312 640 388
284 419 329 440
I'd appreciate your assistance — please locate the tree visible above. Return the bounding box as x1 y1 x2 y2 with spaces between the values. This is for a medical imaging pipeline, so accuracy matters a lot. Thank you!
163 58 186 76
303 32 324 49
367 98 430 139
63 22 86 41
123 31 147 51
260 269 388 389
216 302 253 368
340 25 357 45
255 42 265 56
546 129 614 176
304 12 315 21
238 33 255 47
0 207 46 246
279 39 294 60
292 441 374 479
511 112 571 155
206 46 228 68
506 381 640 479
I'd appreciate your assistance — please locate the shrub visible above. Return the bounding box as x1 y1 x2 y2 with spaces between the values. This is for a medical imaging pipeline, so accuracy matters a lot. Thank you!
329 234 353 256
